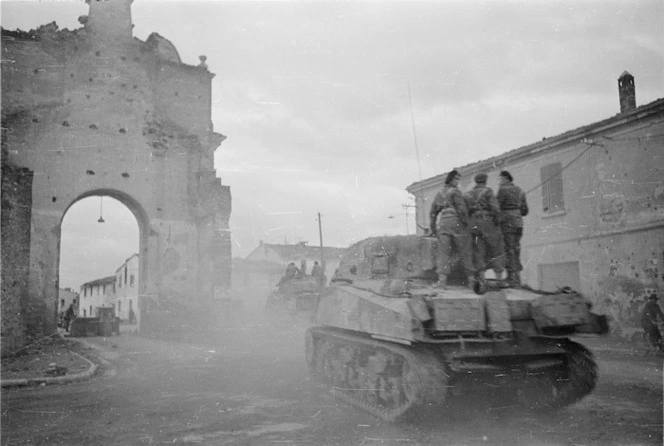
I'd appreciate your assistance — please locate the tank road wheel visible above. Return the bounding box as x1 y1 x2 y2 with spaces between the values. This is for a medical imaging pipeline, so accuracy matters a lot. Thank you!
377 376 400 408
400 360 421 404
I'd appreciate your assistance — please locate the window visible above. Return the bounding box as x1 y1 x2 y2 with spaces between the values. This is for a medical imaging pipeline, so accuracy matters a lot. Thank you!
61 299 65 308
118 275 122 288
83 309 87 317
540 162 564 213
130 274 135 287
118 300 122 312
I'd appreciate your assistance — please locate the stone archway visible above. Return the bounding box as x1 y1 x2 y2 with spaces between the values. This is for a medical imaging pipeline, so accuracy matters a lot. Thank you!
1 0 231 349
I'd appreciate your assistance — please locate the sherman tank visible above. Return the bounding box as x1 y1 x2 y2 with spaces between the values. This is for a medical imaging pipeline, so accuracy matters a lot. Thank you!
265 275 323 316
305 235 608 422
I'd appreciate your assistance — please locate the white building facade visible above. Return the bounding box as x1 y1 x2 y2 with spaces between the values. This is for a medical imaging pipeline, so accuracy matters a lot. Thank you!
79 276 115 318
111 253 139 325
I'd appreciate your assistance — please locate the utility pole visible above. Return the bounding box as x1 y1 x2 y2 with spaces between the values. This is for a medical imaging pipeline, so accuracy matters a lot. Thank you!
317 212 325 270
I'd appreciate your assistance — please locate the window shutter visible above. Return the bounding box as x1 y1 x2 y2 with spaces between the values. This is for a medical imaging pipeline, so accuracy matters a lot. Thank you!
549 162 564 211
540 165 550 212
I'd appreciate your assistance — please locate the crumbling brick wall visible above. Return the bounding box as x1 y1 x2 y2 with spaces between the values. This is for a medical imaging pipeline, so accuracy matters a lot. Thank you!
1 162 34 357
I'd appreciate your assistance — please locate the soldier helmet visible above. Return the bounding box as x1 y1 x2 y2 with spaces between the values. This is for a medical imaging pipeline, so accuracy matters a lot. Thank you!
474 173 488 184
648 293 658 301
499 170 513 182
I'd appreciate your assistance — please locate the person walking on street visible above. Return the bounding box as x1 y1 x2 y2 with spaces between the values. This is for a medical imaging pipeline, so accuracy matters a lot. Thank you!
63 303 76 333
429 170 475 290
464 173 506 290
641 293 664 352
497 170 528 287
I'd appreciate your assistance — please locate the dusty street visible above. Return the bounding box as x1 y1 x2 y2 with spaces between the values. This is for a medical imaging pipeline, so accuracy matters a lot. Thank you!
2 307 662 446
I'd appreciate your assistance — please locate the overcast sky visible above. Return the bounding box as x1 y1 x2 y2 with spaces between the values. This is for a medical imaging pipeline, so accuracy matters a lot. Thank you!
2 0 663 289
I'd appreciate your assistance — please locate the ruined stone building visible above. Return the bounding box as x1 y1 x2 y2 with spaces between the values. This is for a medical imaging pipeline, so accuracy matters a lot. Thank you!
407 72 664 339
1 0 231 355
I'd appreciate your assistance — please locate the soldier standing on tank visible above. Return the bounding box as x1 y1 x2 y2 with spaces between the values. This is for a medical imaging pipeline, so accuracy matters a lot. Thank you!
464 173 506 290
496 170 529 287
429 170 475 290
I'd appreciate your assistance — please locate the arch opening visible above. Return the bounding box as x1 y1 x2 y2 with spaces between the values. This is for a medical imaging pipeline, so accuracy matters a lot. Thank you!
58 190 147 333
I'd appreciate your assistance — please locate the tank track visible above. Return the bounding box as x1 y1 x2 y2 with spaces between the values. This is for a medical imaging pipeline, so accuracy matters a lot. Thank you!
513 340 598 412
305 327 448 422
549 340 598 408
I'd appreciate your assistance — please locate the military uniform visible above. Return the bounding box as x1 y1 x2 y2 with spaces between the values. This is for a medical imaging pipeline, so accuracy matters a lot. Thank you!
429 184 474 287
465 179 505 282
497 180 528 285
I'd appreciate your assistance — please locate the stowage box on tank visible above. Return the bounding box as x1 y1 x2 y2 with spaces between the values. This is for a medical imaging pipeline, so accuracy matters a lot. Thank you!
305 235 608 422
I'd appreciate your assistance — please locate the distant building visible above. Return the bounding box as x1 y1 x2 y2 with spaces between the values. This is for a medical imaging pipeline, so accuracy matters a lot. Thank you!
79 276 115 318
111 254 139 324
240 241 346 289
57 288 79 321
407 71 664 339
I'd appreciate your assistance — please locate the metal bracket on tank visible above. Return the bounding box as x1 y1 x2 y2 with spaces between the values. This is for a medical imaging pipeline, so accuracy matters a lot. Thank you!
371 334 412 346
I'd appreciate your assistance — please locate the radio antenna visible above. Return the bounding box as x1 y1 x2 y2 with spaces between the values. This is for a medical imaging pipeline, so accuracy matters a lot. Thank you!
408 81 423 181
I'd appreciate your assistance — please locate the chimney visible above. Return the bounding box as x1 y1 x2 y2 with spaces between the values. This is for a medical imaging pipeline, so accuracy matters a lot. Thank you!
84 0 133 40
618 71 636 113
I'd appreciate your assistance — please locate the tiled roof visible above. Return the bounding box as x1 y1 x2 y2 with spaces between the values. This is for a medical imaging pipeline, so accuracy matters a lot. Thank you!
407 97 664 192
248 243 346 262
80 276 116 288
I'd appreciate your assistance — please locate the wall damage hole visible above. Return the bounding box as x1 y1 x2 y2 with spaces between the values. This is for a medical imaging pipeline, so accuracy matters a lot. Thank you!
86 94 91 99
62 121 70 127
52 197 57 203
133 85 137 89
32 118 39 123
174 92 179 96
89 78 93 82
86 170 95 175
122 173 130 178
119 128 126 134
95 51 101 57
70 73 74 78
89 124 98 130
